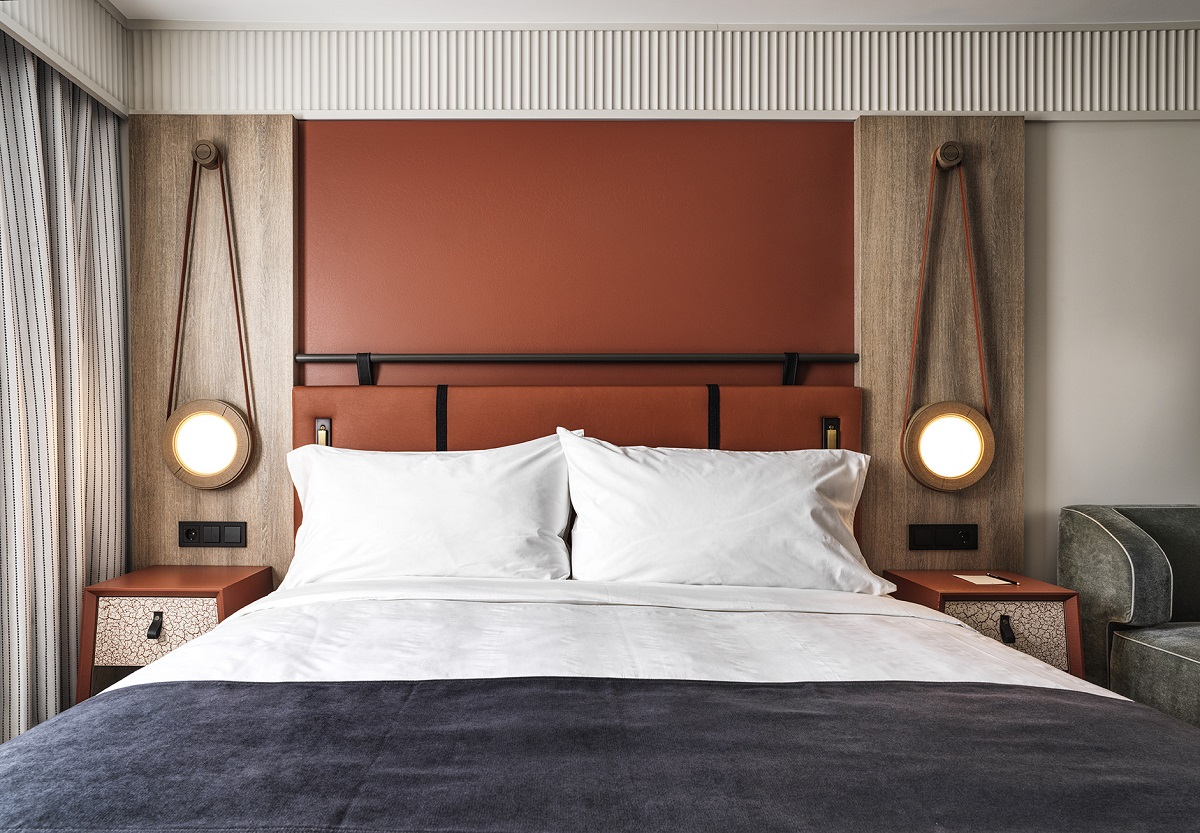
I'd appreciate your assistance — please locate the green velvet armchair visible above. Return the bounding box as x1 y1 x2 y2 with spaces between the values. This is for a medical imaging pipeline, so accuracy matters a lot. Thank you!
1059 505 1200 728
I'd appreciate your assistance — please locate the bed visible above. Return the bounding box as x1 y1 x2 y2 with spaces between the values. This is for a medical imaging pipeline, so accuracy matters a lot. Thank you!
3 384 1199 832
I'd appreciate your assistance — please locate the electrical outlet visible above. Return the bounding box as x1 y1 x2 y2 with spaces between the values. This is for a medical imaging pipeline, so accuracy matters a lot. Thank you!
179 521 247 548
908 523 978 550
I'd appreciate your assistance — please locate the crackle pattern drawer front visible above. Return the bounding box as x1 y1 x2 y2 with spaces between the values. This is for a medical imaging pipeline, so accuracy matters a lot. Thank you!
943 600 1069 672
94 596 218 666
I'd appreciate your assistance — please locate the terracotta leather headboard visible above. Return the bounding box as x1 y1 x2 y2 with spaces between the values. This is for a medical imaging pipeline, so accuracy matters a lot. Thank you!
291 385 863 529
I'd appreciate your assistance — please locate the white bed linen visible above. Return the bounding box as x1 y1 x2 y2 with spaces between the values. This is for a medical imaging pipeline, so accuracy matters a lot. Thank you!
556 429 887 594
111 577 1114 698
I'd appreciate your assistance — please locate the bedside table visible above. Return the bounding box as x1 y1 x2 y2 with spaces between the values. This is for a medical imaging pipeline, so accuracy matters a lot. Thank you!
77 565 272 703
883 570 1084 678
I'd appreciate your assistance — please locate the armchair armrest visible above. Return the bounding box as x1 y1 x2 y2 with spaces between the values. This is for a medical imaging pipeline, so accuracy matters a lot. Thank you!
1058 505 1174 686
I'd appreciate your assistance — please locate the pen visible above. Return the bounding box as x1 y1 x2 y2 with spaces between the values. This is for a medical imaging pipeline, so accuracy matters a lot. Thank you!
986 572 1019 586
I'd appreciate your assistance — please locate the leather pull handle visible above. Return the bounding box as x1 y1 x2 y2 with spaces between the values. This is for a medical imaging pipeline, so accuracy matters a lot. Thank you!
998 614 1016 644
146 611 164 641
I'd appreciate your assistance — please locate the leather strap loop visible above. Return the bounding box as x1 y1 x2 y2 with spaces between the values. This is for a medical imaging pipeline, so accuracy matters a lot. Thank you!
902 152 991 434
782 352 800 386
166 153 254 429
356 353 374 386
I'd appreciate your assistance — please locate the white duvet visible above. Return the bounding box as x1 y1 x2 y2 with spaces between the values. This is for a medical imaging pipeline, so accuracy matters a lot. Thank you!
111 577 1114 698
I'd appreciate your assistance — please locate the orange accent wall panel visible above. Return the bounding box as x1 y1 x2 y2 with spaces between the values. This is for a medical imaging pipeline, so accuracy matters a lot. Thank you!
299 120 853 385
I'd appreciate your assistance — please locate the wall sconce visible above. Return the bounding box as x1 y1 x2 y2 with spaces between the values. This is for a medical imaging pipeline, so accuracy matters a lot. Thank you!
163 399 251 489
900 141 995 492
903 401 994 491
161 139 254 489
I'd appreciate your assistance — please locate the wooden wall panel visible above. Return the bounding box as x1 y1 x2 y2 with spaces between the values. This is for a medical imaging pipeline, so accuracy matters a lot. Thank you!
130 115 295 582
855 116 1024 573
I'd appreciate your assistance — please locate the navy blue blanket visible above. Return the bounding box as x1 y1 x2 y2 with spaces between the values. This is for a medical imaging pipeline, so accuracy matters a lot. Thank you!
2 677 1199 832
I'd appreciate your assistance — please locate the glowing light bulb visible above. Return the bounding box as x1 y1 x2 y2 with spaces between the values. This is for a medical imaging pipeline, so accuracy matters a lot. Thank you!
917 414 984 479
173 411 238 476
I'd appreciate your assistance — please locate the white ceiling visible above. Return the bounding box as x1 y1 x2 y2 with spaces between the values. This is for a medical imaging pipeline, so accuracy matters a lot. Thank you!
109 0 1200 26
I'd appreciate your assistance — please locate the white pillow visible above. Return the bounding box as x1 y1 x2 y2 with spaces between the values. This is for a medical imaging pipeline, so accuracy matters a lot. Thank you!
557 428 893 595
282 434 575 588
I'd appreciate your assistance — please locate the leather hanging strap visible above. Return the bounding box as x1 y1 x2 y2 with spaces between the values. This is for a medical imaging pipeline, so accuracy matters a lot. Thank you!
165 159 200 421
901 152 991 434
165 152 254 429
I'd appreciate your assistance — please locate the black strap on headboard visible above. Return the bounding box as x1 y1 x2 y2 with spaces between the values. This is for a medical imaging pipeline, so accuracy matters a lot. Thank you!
435 385 449 451
707 384 721 450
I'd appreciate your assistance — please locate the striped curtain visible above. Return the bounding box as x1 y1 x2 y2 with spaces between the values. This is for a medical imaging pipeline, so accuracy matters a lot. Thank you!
0 33 126 741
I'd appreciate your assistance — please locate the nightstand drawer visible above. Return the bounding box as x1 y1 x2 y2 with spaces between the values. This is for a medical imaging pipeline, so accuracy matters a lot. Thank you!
944 600 1070 672
94 596 219 666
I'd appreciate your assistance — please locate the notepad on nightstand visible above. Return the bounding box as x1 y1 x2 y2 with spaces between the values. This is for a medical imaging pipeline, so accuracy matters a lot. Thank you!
954 574 1013 585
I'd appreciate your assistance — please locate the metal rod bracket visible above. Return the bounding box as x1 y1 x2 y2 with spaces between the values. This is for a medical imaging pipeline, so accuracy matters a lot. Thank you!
355 353 375 385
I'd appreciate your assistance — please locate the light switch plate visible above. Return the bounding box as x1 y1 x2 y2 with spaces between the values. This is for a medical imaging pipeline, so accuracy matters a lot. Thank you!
908 523 978 550
179 521 247 548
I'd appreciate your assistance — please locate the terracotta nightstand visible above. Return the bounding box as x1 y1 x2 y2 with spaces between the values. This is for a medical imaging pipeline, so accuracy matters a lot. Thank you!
77 565 273 703
883 569 1084 678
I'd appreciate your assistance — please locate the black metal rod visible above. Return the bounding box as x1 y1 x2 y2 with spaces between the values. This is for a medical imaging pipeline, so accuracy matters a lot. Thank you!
295 352 859 364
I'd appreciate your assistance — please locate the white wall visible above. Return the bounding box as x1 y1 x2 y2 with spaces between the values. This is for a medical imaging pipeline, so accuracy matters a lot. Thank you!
1025 120 1200 581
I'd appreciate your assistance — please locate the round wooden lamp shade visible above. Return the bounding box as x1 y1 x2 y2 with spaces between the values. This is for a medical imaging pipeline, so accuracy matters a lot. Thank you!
902 401 995 492
162 399 251 489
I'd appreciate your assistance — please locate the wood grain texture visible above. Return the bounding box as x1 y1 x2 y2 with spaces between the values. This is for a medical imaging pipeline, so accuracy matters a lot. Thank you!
129 115 295 582
855 116 1024 573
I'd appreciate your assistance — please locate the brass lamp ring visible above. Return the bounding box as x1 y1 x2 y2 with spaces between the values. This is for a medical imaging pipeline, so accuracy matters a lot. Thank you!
901 401 995 492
